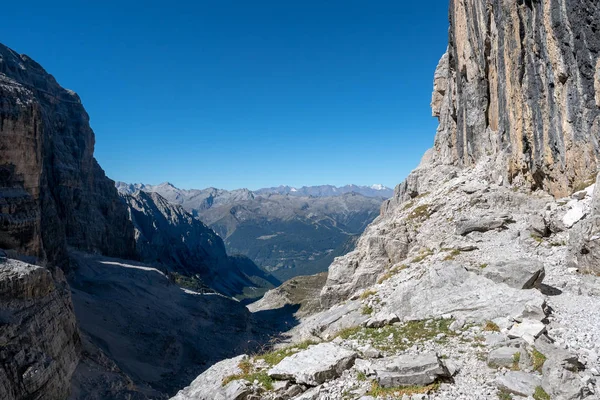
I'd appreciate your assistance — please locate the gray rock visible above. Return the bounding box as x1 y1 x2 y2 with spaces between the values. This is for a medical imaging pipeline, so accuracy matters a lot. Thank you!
495 371 542 397
268 343 357 386
455 216 510 236
487 347 524 369
171 355 248 400
527 215 549 238
369 353 450 387
365 312 400 329
224 380 252 400
482 259 545 289
507 320 546 344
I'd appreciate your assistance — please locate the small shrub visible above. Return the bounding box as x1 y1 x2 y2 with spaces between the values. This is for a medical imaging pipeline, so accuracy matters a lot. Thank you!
480 263 488 269
498 389 513 400
362 305 374 315
531 348 547 372
533 386 550 400
483 321 501 332
512 352 521 370
377 264 409 284
443 249 462 261
360 289 377 300
412 248 434 263
357 372 367 381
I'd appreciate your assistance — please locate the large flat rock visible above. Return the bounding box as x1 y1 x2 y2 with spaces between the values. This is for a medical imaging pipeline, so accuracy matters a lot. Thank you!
268 343 357 386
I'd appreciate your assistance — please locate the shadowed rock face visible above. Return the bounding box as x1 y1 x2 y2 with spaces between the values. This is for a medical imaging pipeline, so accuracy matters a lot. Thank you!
0 43 136 266
431 0 600 197
0 259 79 400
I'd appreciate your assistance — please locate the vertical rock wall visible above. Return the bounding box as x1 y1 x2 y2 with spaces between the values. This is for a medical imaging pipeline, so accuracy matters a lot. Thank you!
432 0 600 197
0 43 136 265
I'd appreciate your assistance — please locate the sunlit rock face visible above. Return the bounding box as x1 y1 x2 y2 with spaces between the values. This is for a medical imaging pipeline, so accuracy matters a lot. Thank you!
431 0 600 197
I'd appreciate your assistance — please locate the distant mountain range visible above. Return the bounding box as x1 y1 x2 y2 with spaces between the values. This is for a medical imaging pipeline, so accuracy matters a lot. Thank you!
116 182 389 281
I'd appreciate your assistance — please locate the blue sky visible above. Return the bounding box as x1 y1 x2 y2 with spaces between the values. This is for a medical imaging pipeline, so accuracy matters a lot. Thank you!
1 1 449 190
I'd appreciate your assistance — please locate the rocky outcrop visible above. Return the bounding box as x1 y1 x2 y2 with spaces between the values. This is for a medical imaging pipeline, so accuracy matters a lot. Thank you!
122 190 279 298
0 259 79 400
430 0 600 197
569 173 600 275
0 43 135 266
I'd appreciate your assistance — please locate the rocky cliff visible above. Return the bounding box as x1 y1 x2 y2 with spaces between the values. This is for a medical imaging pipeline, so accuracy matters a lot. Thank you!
122 190 279 298
430 0 600 197
0 259 79 400
0 43 136 266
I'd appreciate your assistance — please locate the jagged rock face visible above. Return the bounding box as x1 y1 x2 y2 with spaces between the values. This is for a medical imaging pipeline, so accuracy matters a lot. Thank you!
0 259 79 400
121 190 279 297
433 0 600 197
0 43 135 265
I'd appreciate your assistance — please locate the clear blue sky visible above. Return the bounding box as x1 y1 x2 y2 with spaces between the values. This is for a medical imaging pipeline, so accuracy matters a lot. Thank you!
1 1 449 190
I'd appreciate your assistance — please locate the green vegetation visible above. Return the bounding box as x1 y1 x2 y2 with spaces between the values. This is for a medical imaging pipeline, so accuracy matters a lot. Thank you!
530 234 543 244
170 272 207 292
360 289 378 300
531 348 547 372
411 248 434 263
337 319 456 352
357 372 367 382
406 204 432 222
443 249 462 261
222 370 274 389
483 321 501 332
362 305 374 315
368 381 439 398
480 263 488 269
378 264 409 284
533 386 550 400
498 389 513 400
255 340 317 367
222 359 274 389
512 352 521 371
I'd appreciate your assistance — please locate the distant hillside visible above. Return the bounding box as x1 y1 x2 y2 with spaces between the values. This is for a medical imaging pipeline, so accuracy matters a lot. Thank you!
116 182 385 281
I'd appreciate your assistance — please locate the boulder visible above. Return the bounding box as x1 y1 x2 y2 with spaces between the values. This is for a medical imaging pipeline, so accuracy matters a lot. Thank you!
171 355 248 400
368 353 450 387
507 320 546 344
456 216 510 236
482 260 545 289
563 202 587 228
527 215 549 238
268 343 357 386
487 347 524 369
495 371 542 397
365 312 400 328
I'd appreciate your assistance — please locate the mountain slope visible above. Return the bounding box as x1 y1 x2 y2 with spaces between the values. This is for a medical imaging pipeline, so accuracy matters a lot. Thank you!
121 191 279 298
117 183 384 281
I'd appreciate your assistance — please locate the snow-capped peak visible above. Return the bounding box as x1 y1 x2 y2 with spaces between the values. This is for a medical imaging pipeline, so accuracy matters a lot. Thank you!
370 184 386 191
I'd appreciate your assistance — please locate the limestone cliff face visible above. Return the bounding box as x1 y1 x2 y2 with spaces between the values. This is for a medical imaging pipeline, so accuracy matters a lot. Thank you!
0 43 135 266
431 0 600 197
0 259 79 400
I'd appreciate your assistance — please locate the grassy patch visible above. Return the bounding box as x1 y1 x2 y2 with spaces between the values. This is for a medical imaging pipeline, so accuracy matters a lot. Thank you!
530 234 543 243
357 372 367 382
222 370 273 390
512 352 521 371
531 348 547 372
368 380 439 398
378 265 409 284
443 249 462 261
483 321 501 332
498 389 513 400
533 386 550 400
572 174 597 193
170 272 207 292
480 263 488 269
406 204 433 222
402 200 415 211
256 340 317 367
360 289 378 300
412 248 434 263
362 305 374 315
338 319 456 352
